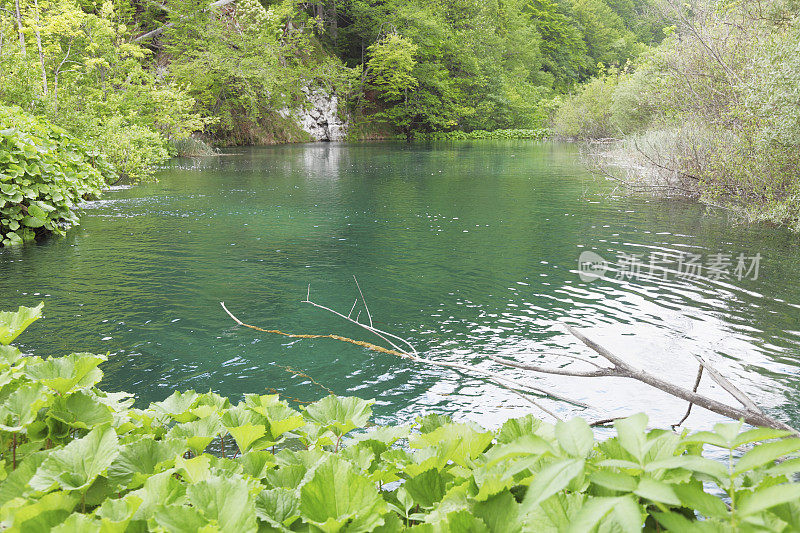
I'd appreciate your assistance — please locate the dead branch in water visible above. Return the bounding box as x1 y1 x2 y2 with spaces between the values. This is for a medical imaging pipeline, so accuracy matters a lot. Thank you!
221 281 796 432
492 325 795 432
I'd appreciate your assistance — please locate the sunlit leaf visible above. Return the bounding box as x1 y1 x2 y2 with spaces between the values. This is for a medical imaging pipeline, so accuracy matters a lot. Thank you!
25 352 107 395
734 438 800 474
186 474 258 533
300 454 386 532
302 396 374 437
738 483 800 517
521 459 585 511
255 488 301 530
0 302 43 345
556 417 594 458
108 437 187 489
30 425 119 492
48 391 113 430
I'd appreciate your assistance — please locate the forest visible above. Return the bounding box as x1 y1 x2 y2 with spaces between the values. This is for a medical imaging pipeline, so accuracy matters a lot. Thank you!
0 0 659 170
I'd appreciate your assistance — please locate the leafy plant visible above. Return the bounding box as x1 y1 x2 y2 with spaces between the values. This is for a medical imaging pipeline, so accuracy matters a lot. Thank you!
1 303 799 531
0 106 109 247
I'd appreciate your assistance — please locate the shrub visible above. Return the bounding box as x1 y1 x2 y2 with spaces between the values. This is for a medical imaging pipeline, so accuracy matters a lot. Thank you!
94 119 170 182
0 106 110 247
552 74 619 139
168 136 218 157
2 303 800 531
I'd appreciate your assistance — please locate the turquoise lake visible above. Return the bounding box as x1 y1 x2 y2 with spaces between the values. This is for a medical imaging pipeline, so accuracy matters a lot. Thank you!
2 141 799 429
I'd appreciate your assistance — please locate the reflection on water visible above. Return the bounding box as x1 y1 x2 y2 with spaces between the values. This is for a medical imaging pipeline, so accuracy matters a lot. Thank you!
1 141 799 431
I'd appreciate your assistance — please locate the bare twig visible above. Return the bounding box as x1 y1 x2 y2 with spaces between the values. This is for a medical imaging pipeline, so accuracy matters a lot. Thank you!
673 365 704 429
688 353 763 413
353 275 373 328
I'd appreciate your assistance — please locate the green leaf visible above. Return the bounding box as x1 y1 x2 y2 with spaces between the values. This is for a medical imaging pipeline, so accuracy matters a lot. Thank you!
615 413 648 462
734 438 800 474
0 382 49 432
260 403 306 441
556 417 594 457
521 459 585 511
167 414 223 455
634 476 680 506
404 468 449 508
673 482 729 519
589 470 637 492
255 488 301 530
126 471 187 522
416 413 454 434
26 203 47 220
474 490 522 533
175 454 213 483
107 437 187 489
0 452 48 506
152 390 200 423
0 302 43 344
738 483 800 517
25 352 107 395
496 414 543 443
48 391 113 430
645 454 728 483
300 454 387 532
186 474 258 533
410 423 494 467
732 428 796 447
1 491 78 532
227 423 269 453
238 450 276 479
29 425 119 491
148 504 210 532
302 396 374 437
567 495 642 533
652 510 705 532
51 513 102 532
21 216 45 228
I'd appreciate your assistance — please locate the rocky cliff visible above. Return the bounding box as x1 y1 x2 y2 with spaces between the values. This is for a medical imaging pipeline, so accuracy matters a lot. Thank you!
281 88 348 142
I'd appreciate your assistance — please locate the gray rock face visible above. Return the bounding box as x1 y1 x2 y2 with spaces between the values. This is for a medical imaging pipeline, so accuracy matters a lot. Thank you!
283 88 348 142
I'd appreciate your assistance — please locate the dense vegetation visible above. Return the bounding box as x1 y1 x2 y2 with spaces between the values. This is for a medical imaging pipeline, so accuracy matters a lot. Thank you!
0 105 109 246
553 0 800 231
0 0 660 151
2 303 800 531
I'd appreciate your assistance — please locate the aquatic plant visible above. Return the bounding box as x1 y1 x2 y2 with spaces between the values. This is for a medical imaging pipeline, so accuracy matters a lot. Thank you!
1 303 800 531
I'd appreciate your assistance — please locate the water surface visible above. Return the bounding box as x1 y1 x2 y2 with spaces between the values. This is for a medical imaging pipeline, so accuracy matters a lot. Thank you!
2 142 799 430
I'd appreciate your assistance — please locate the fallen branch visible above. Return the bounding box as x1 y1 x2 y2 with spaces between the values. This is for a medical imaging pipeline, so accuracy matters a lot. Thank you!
491 324 795 432
221 282 796 432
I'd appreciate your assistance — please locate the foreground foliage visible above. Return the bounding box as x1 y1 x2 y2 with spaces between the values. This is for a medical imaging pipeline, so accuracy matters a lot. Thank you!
0 106 108 247
2 303 800 532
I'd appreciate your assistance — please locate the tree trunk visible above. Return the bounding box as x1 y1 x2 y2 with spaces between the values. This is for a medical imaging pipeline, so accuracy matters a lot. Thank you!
15 0 26 56
32 0 47 94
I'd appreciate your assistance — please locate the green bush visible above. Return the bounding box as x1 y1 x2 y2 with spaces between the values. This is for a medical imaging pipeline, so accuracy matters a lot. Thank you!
2 303 800 531
0 106 110 247
168 137 218 158
95 119 170 182
552 74 619 139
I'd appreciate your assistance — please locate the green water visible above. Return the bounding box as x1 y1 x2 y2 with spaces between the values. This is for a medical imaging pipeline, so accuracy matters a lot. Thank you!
2 142 799 429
